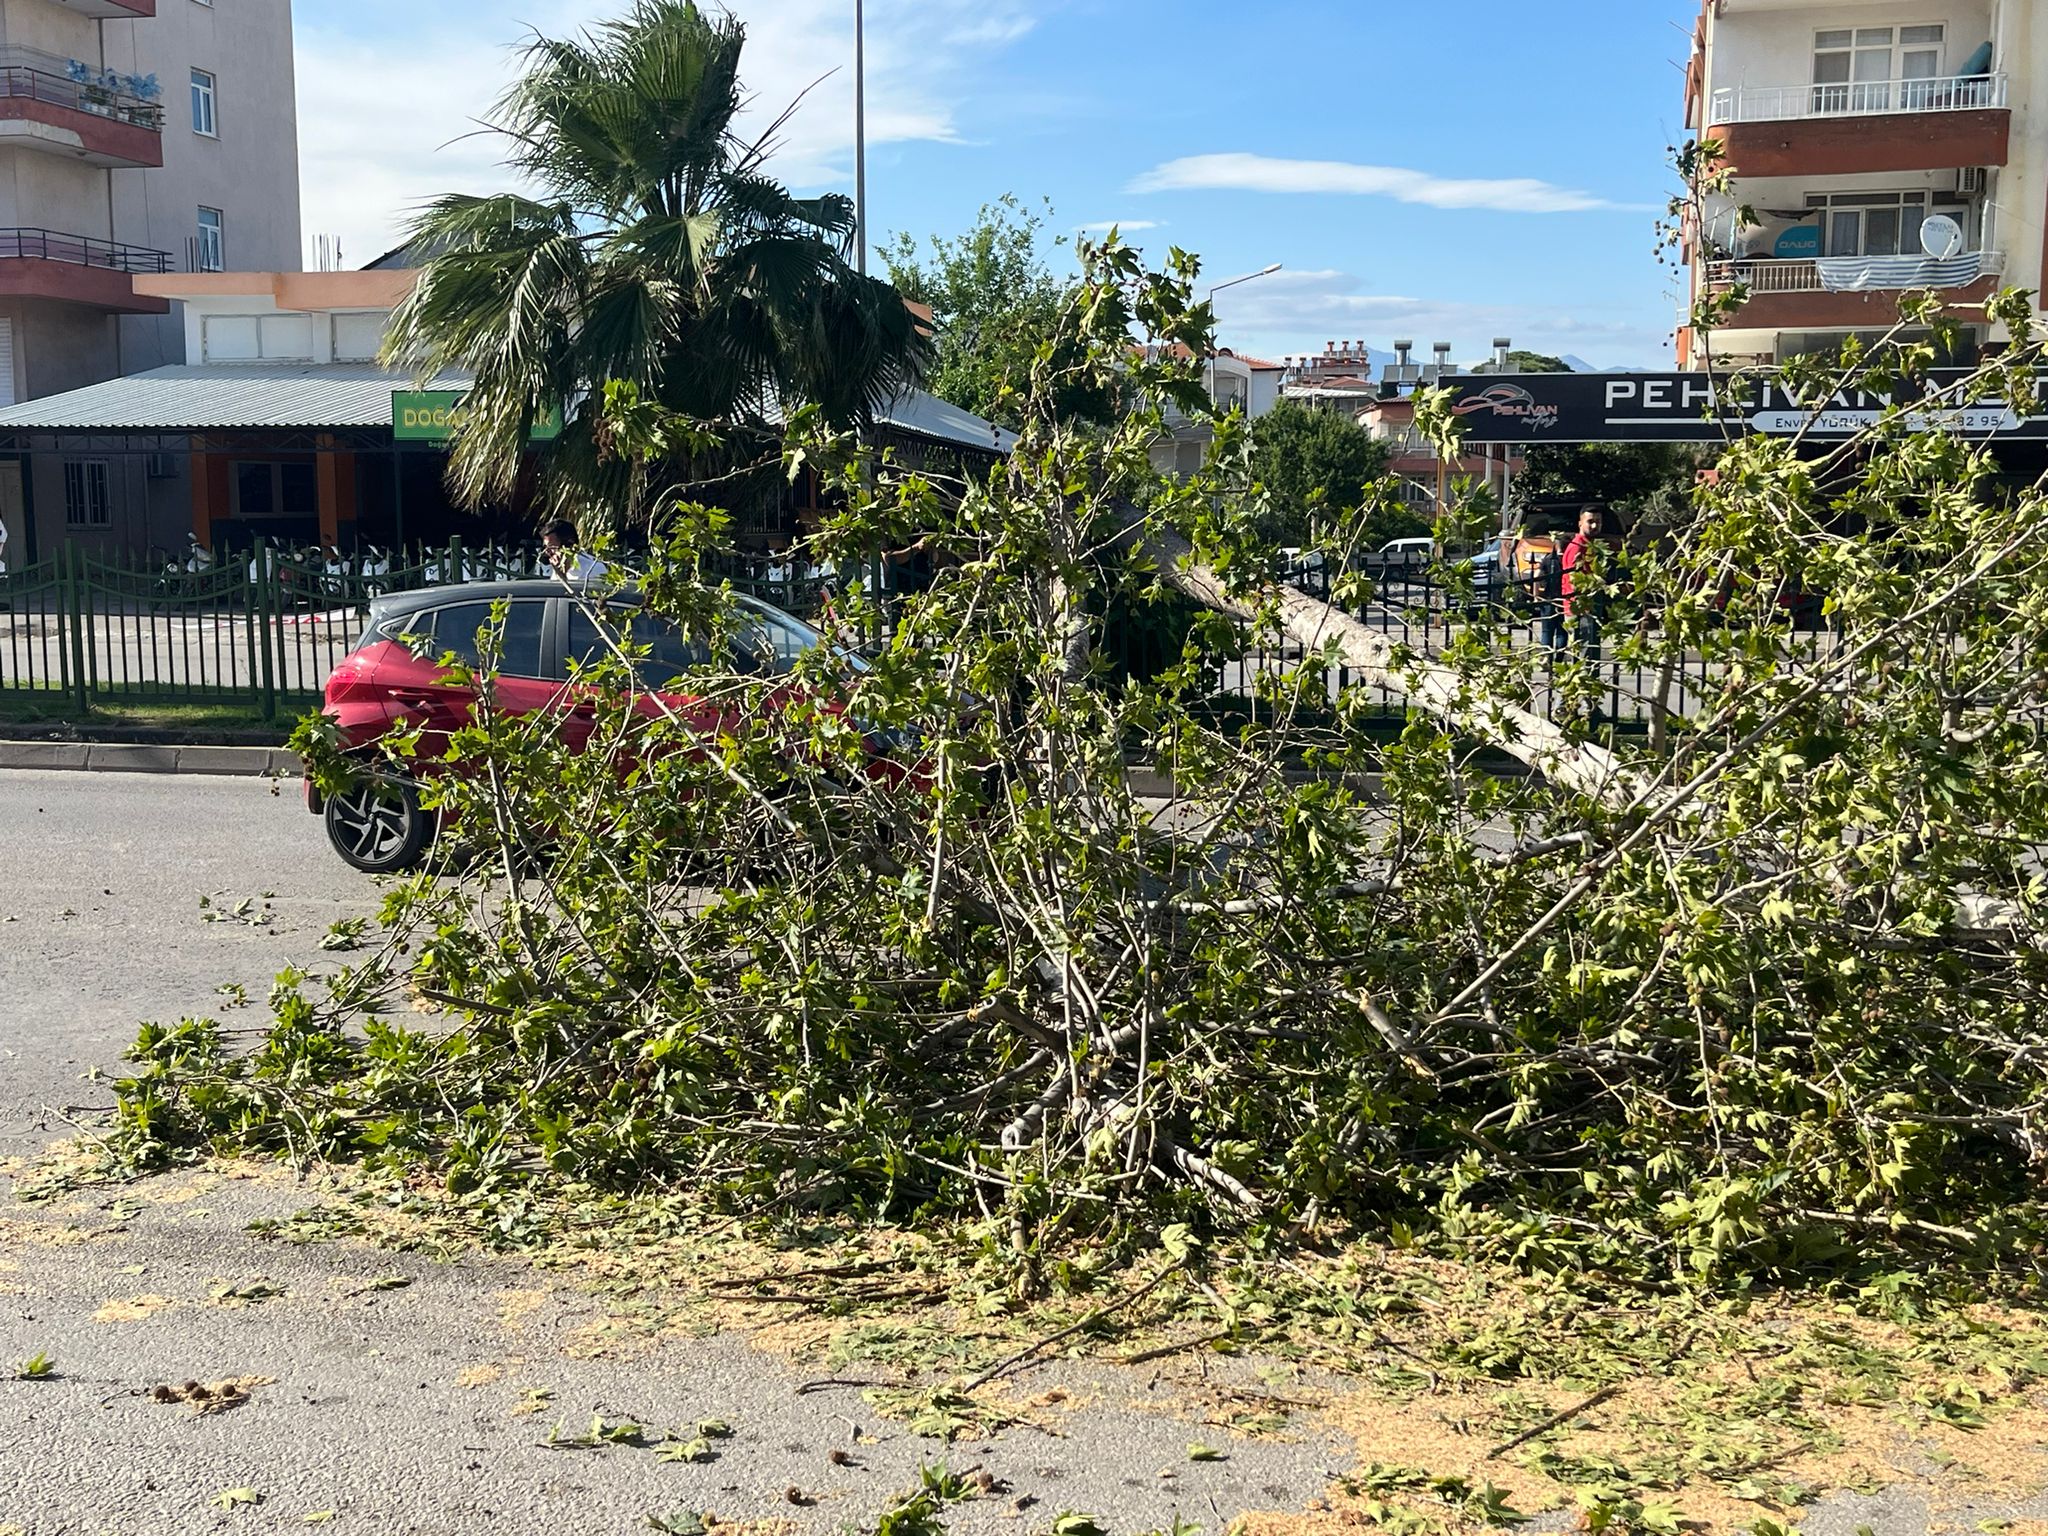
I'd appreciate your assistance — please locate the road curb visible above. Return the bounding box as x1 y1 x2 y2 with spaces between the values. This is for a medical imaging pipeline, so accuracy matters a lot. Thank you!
0 740 297 777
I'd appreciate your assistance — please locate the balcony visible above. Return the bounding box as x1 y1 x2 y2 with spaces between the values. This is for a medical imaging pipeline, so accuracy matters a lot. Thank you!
1704 250 2002 330
0 228 171 312
0 61 163 169
1712 73 2007 124
1708 73 2009 177
46 0 155 14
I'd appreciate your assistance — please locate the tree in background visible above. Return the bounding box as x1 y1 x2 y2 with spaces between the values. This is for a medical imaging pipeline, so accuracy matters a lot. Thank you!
382 0 927 524
1247 400 1418 548
881 195 1119 430
1505 349 1571 374
1514 441 1708 531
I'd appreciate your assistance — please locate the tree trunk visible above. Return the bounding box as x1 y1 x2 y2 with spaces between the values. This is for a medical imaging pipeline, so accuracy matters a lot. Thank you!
1133 523 1642 806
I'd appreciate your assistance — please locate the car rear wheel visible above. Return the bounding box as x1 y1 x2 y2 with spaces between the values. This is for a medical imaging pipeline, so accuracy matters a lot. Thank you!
324 769 434 874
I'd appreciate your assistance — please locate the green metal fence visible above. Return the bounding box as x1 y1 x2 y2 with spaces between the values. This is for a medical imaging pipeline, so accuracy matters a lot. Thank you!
0 539 865 721
0 538 553 720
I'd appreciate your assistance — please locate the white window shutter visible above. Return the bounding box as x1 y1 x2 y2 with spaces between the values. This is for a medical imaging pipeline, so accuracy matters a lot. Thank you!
0 319 19 408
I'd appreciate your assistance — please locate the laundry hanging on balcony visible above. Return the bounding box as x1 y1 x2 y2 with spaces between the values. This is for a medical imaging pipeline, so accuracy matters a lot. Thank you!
1815 253 1985 292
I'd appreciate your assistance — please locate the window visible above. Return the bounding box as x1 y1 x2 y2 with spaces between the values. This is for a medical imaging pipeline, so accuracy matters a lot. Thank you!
195 207 223 272
190 68 216 136
230 460 319 523
731 605 823 677
1805 190 1929 258
565 606 710 690
63 461 111 528
1814 24 1944 112
423 600 548 678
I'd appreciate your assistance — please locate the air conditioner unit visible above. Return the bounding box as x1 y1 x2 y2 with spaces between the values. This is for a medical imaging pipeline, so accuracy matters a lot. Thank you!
1960 167 1990 196
145 453 178 479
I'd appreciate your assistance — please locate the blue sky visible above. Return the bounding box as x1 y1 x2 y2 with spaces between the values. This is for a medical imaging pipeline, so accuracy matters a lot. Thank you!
293 0 1697 367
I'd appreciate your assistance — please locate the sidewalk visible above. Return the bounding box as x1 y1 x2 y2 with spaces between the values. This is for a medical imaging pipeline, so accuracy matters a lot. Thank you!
0 741 297 776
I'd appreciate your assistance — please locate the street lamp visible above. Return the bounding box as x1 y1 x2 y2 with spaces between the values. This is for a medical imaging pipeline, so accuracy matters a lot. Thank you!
1206 263 1281 409
854 0 867 276
1207 262 1282 304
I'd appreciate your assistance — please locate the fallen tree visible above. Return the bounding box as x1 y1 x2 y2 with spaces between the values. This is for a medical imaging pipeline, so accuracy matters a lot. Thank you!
105 241 2048 1288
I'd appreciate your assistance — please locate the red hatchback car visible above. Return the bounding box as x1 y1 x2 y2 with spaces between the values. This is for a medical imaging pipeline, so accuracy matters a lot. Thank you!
310 580 858 873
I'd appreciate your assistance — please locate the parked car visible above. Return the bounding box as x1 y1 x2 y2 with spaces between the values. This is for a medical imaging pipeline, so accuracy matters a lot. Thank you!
310 580 885 873
1363 536 1435 572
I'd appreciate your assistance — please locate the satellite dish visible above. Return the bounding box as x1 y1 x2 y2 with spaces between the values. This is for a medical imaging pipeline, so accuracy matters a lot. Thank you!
1921 214 1964 259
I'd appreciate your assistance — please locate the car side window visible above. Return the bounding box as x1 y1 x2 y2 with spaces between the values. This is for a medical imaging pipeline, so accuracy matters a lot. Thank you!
564 605 709 690
730 607 816 677
415 599 547 678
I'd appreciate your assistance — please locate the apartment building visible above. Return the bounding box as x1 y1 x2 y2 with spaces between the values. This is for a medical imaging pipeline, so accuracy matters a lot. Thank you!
0 0 299 401
1680 0 2043 367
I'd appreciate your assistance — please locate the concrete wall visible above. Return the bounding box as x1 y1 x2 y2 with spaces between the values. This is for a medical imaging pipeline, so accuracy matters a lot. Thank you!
1991 0 2048 304
0 0 99 58
20 300 111 397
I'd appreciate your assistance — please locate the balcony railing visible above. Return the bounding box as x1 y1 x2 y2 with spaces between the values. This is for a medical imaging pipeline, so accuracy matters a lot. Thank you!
1706 249 2002 295
0 62 164 130
0 228 172 274
1375 427 1437 456
1711 72 2007 125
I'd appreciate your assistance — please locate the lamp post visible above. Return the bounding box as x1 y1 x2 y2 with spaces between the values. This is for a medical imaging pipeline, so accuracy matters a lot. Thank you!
1207 262 1282 305
1205 263 1282 408
855 0 867 276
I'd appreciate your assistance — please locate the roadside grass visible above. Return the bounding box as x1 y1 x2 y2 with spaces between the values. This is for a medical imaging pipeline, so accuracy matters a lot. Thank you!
0 694 307 737
23 1149 2044 1536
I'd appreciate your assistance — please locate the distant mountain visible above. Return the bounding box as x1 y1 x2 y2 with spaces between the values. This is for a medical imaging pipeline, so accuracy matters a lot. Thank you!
1559 355 1601 373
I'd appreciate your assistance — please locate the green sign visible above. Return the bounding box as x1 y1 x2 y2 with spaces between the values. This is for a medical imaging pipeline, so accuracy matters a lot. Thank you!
392 390 564 443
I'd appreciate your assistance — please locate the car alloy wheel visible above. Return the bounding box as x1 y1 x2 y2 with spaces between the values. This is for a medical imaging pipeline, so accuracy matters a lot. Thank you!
323 771 434 874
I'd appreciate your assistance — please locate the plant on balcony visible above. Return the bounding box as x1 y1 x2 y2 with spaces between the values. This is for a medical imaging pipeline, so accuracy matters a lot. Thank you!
382 0 929 523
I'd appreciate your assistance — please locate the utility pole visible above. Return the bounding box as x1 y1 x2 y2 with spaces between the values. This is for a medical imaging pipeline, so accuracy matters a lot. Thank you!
855 0 867 275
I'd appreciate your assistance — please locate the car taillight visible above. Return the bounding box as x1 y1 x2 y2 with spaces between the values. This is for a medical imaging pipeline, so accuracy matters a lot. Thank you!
324 649 381 703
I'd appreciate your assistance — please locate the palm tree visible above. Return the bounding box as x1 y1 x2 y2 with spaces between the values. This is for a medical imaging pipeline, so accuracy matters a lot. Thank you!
382 0 927 524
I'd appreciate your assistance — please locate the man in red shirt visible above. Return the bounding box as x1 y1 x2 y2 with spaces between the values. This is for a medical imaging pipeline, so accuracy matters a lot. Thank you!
1560 506 1604 666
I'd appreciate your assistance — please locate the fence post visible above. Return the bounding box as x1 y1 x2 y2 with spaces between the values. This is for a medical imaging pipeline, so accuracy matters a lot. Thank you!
253 537 277 723
62 542 87 716
242 546 264 716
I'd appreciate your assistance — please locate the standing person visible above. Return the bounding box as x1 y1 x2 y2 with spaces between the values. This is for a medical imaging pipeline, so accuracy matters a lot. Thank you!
1535 538 1566 653
541 518 606 581
1561 506 1604 666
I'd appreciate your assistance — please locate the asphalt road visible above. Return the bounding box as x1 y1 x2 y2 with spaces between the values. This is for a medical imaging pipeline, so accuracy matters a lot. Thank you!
0 771 1349 1536
0 770 366 1152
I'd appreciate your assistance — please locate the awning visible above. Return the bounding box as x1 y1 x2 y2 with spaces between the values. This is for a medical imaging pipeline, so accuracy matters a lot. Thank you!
0 363 471 432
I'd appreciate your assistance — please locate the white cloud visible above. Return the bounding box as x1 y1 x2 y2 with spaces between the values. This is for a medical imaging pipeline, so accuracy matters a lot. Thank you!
1127 153 1653 215
295 0 1039 266
1210 268 1672 373
1074 219 1160 233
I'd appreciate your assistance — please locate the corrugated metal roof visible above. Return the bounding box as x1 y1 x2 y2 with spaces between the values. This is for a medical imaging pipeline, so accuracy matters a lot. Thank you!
874 388 1017 454
0 364 471 431
0 365 1016 455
